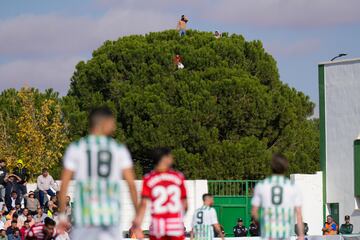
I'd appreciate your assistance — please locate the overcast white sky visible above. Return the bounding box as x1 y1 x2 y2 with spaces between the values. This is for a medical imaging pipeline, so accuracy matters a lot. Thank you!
1 0 360 116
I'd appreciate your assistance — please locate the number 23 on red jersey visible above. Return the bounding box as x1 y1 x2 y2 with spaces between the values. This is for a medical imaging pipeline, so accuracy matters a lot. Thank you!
141 170 187 217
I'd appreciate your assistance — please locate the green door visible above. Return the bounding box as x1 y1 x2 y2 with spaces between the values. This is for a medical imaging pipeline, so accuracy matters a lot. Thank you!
329 203 339 224
208 181 258 236
213 197 249 237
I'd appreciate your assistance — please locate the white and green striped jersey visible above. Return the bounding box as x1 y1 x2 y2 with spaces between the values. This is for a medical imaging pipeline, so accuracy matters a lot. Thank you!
63 135 133 227
251 175 302 239
191 206 218 240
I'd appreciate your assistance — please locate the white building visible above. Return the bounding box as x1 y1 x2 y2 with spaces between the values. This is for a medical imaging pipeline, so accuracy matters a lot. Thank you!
319 58 360 231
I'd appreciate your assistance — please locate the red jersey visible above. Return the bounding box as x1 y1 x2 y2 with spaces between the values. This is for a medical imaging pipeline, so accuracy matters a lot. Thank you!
142 170 187 238
25 223 57 240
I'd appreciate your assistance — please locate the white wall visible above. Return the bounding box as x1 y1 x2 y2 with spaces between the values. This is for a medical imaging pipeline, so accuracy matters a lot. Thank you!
324 59 360 231
291 172 323 235
28 175 324 235
26 180 208 232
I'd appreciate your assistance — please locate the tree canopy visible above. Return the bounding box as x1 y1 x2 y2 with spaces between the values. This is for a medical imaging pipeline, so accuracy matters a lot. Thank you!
66 30 319 179
0 88 68 179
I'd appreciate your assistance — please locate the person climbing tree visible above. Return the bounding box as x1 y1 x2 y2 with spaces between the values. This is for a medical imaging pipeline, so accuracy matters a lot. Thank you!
176 15 188 36
173 54 184 69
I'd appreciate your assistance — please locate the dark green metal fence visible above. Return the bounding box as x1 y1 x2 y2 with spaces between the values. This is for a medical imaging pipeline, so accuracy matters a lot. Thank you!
208 180 258 196
207 180 258 237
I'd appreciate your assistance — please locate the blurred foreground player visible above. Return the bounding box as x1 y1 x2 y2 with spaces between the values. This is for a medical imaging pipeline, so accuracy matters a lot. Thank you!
251 154 304 240
58 107 138 240
134 148 188 240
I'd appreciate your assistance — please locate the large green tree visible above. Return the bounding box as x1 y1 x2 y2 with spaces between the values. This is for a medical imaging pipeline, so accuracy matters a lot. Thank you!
66 30 319 179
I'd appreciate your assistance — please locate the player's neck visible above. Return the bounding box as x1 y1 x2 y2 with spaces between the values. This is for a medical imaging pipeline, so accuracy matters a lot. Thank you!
89 130 107 136
155 166 170 172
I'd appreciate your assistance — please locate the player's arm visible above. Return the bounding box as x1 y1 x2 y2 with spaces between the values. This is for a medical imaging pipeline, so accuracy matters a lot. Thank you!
59 168 73 214
58 144 76 230
119 146 138 213
180 174 188 213
214 223 225 240
295 207 304 239
251 183 261 221
211 208 224 240
133 197 148 228
294 185 304 239
190 229 194 240
123 167 138 213
251 206 259 221
182 198 188 213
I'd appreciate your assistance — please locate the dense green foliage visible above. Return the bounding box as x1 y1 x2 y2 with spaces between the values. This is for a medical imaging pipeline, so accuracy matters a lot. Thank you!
65 30 319 179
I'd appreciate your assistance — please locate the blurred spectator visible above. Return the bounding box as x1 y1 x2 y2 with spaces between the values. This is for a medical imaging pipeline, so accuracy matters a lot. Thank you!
12 160 29 198
5 220 17 235
322 215 338 235
295 222 309 236
37 168 57 207
34 208 47 224
0 229 7 240
249 218 260 237
7 228 20 240
0 217 4 230
176 15 188 36
17 209 29 228
340 215 353 234
20 221 30 240
26 215 35 227
0 160 8 201
0 211 7 224
13 206 21 217
24 192 39 215
233 218 247 237
214 31 221 39
46 201 57 219
5 192 20 212
4 175 21 203
65 196 72 217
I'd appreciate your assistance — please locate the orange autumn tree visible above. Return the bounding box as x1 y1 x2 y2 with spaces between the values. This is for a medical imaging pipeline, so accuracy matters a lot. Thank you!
15 88 68 178
0 113 16 164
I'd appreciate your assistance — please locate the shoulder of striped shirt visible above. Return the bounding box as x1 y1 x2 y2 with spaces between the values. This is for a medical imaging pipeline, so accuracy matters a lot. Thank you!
199 206 212 211
71 136 125 148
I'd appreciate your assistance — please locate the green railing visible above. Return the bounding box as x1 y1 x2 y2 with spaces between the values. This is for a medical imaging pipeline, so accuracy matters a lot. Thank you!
208 180 258 197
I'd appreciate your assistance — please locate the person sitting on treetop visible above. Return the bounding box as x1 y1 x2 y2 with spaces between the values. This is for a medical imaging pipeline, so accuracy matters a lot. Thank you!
176 15 188 36
173 54 184 69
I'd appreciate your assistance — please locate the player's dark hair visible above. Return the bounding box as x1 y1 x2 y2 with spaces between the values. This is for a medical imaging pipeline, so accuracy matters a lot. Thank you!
89 107 114 129
271 153 289 174
44 217 56 226
152 147 172 166
202 193 213 201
